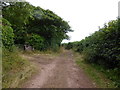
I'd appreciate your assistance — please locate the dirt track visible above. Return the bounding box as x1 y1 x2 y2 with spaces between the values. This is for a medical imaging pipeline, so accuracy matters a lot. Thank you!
21 50 96 88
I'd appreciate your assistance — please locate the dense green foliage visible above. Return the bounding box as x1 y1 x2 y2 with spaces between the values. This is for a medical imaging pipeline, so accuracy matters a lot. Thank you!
2 2 72 51
2 2 35 45
3 0 119 88
64 18 120 87
0 18 14 50
1 1 72 88
64 42 73 50
27 34 44 50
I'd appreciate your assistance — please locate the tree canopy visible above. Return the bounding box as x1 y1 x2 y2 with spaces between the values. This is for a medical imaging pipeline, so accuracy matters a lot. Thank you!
2 1 73 51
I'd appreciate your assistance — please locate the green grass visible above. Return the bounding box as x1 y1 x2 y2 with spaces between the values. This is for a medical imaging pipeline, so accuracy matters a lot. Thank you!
74 52 116 88
2 47 62 88
2 48 35 88
21 47 64 57
0 47 2 89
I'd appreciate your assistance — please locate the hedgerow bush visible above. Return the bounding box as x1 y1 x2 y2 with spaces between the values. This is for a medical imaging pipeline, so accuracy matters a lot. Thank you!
64 18 120 87
27 34 44 50
1 18 14 50
69 19 120 69
64 42 73 50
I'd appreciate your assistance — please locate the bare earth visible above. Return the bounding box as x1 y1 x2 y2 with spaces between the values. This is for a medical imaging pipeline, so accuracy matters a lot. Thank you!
21 50 96 88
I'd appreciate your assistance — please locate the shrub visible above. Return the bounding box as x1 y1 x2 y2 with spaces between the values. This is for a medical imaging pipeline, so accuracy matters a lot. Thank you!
68 19 120 69
65 18 120 87
65 42 73 50
27 34 44 50
1 18 14 50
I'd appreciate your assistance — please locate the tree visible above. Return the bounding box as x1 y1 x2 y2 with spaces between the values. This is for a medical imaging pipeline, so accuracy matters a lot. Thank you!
2 2 34 44
2 2 73 51
26 7 73 50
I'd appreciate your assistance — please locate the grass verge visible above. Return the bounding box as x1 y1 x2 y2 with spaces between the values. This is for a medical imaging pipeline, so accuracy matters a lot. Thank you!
0 47 2 89
2 48 36 88
73 52 116 88
21 47 64 57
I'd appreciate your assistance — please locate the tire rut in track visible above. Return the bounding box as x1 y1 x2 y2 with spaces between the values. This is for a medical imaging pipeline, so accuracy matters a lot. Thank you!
21 51 96 88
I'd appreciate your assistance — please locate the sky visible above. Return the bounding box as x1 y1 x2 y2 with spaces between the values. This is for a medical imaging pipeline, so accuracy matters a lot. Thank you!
26 0 119 43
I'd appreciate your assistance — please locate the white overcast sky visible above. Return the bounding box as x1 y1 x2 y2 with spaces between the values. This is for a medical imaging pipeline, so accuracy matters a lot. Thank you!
26 0 119 43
